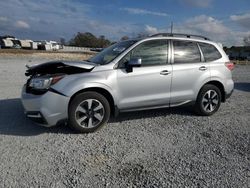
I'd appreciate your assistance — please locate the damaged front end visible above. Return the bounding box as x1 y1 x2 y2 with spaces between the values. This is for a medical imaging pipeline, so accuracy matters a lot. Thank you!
25 60 95 95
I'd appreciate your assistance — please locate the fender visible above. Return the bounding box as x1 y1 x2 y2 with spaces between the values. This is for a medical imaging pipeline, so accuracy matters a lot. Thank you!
68 82 118 104
52 75 118 106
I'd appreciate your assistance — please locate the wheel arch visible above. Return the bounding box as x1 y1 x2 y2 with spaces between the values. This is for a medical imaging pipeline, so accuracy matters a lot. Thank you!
198 80 226 102
68 87 116 116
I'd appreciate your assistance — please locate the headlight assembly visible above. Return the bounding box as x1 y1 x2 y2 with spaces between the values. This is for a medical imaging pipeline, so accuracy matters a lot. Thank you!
29 75 64 90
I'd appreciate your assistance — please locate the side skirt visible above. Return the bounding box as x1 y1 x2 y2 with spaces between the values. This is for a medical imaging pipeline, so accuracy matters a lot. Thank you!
118 100 195 114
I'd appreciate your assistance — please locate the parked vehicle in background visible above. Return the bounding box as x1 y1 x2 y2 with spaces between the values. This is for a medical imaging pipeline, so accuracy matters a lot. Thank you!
21 33 234 133
12 44 21 49
90 48 103 52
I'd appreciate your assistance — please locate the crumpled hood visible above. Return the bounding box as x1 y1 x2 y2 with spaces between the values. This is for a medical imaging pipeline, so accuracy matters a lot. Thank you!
25 60 96 76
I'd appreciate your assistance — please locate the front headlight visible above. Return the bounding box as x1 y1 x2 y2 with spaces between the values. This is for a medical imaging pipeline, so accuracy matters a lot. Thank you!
29 75 64 90
29 77 52 90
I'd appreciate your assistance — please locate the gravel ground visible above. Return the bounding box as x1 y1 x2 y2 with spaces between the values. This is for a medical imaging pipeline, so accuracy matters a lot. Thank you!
0 56 249 187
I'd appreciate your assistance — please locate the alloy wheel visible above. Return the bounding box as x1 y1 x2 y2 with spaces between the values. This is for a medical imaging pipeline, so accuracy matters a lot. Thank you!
75 99 105 128
201 90 219 113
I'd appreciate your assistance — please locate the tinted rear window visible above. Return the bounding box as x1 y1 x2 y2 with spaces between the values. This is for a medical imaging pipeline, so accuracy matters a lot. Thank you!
173 40 201 63
199 43 222 62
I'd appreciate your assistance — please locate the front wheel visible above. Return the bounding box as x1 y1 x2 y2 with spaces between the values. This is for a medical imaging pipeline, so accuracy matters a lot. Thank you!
194 84 221 116
68 92 110 133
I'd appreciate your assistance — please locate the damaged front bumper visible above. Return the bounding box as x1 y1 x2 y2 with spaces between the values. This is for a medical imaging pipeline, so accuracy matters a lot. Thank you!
21 85 70 127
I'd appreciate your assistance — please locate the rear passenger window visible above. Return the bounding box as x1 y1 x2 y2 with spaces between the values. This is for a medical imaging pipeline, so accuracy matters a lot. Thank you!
173 40 201 63
199 43 222 61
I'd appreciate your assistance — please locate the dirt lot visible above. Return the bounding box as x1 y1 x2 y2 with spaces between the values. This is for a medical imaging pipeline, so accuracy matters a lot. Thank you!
0 49 95 61
0 55 249 187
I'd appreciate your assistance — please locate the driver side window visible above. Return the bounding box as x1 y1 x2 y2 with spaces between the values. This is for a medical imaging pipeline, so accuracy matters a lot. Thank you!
119 40 168 68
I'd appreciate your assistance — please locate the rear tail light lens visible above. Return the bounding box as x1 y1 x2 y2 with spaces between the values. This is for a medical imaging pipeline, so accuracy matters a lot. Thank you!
225 62 235 71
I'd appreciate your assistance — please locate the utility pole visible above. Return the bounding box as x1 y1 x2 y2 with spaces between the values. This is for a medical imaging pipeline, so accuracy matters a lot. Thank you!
170 22 173 34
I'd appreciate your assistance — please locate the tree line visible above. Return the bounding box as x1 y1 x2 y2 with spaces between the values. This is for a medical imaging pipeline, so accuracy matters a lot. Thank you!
67 32 111 48
62 32 147 48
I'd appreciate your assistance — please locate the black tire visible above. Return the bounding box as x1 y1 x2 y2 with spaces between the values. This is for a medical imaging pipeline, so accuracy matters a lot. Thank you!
194 84 221 116
68 92 110 133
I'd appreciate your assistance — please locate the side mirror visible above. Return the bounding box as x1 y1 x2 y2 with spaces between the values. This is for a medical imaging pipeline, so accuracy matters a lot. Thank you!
126 58 142 73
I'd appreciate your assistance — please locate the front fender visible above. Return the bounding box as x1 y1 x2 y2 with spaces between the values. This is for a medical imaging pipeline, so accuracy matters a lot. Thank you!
51 74 118 105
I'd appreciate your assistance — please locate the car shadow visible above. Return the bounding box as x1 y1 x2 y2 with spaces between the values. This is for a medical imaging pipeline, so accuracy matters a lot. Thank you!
0 98 73 136
0 98 194 136
234 82 250 92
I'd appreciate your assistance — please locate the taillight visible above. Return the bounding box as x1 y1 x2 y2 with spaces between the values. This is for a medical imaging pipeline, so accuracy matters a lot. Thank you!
225 62 235 71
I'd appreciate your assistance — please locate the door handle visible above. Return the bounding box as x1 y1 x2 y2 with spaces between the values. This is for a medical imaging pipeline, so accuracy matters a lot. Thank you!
199 66 207 71
160 70 170 75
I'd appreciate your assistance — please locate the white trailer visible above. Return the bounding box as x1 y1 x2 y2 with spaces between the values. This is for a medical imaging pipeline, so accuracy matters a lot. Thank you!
19 40 32 49
0 38 14 48
30 41 38 50
50 41 60 51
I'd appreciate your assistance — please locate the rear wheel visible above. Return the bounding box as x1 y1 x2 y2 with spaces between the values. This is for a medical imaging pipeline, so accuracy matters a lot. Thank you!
68 92 110 133
194 84 221 116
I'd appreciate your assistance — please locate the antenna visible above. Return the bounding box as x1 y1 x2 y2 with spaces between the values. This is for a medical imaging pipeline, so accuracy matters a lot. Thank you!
170 22 173 34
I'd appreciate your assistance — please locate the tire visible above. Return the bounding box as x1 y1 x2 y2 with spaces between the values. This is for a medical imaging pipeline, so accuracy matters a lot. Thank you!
68 92 110 133
194 84 221 116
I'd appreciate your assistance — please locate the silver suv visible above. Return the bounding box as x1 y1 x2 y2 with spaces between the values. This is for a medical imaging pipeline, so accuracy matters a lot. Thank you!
21 33 234 133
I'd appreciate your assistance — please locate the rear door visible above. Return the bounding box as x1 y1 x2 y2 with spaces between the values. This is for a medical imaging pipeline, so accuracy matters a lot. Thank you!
170 40 210 106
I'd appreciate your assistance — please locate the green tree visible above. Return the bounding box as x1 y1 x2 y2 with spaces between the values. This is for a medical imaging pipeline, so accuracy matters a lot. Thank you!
69 32 111 48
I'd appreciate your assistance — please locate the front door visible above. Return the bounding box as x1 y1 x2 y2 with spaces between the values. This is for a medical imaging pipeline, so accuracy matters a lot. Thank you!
116 39 173 110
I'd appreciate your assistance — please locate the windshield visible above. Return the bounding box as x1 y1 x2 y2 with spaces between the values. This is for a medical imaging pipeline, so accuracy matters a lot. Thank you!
88 40 137 65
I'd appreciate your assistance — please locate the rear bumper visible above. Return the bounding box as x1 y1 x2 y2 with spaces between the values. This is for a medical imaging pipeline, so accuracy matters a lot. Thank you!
225 88 234 100
21 85 70 127
224 79 234 101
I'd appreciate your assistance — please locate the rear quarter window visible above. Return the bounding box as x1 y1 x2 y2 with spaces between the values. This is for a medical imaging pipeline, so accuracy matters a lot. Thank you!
199 43 222 62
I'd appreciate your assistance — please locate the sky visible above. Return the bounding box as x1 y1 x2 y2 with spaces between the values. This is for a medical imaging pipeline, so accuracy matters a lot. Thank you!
0 0 249 46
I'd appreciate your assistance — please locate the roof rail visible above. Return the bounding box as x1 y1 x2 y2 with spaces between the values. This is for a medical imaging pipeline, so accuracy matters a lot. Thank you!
150 33 210 41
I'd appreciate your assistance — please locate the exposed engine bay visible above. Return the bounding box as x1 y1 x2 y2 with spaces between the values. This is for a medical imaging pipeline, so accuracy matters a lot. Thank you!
25 61 95 94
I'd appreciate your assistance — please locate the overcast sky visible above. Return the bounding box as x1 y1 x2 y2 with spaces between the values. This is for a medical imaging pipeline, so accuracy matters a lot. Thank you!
0 0 249 46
